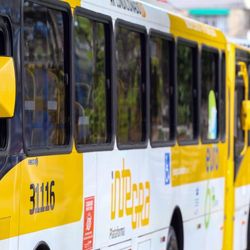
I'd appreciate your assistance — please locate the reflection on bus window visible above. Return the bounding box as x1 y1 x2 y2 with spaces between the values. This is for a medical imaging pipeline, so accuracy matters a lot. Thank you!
201 49 219 140
208 90 217 139
177 43 195 141
23 1 69 149
116 26 144 145
74 15 108 145
150 36 171 143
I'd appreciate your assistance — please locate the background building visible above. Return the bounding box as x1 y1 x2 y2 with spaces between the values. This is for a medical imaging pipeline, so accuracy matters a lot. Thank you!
141 0 250 39
169 0 250 39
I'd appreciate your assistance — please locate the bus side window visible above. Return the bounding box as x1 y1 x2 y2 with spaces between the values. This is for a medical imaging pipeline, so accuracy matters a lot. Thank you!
234 74 244 163
150 33 174 145
116 24 147 147
74 14 112 147
23 1 70 151
201 48 219 141
177 40 198 142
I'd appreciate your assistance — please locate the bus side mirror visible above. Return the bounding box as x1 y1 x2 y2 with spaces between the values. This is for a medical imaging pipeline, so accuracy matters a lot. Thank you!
241 100 250 130
0 57 16 118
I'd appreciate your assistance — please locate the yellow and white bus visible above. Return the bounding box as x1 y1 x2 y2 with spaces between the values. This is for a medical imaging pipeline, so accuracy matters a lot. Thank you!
0 0 250 249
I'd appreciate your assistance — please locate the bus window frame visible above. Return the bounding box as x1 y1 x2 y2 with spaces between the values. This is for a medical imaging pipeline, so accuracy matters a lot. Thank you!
200 45 220 144
115 19 148 150
22 0 73 157
73 7 114 153
149 29 176 148
0 15 13 156
176 37 199 146
220 50 226 142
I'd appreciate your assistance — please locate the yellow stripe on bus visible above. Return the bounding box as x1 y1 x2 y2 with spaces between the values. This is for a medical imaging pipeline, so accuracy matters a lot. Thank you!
0 152 83 239
171 144 227 186
169 14 226 48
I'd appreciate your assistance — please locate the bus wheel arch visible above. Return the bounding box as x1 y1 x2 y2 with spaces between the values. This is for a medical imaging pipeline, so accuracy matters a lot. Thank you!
168 207 184 250
34 241 50 250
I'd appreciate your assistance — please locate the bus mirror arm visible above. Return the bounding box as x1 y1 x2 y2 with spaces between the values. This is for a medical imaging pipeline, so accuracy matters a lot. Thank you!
241 100 250 158
238 61 249 156
241 100 250 131
240 100 249 156
0 56 16 118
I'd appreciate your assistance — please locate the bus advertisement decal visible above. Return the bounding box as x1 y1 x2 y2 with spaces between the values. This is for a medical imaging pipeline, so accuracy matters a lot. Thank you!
165 153 170 185
111 159 150 230
110 0 146 17
206 146 219 173
83 196 95 250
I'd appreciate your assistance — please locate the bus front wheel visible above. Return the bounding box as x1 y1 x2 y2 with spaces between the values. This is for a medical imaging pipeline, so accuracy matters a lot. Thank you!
167 226 179 250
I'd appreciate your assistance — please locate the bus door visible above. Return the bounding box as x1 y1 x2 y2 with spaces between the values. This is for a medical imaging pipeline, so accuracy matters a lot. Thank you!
234 61 249 174
233 53 250 250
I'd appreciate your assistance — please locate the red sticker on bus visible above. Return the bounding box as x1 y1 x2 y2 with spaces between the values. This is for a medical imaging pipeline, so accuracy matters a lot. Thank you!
83 196 95 250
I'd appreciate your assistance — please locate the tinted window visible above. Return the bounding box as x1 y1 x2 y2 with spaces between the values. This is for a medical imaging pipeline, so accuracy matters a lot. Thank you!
201 49 219 141
116 25 146 145
234 82 244 164
74 15 111 146
23 1 70 149
177 43 197 141
150 35 171 143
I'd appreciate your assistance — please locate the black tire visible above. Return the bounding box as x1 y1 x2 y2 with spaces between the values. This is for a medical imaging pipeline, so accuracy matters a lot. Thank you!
247 212 250 250
34 242 50 250
167 226 179 250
